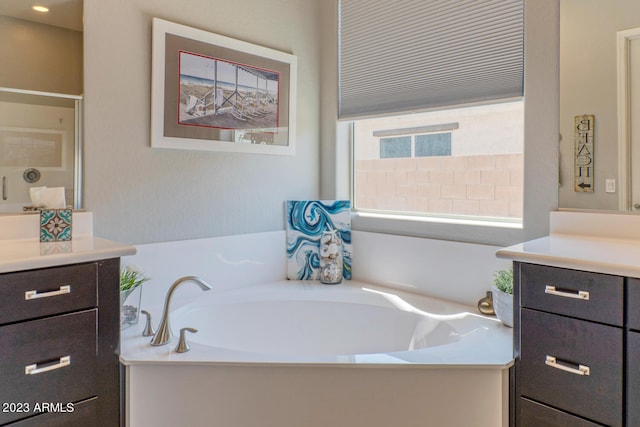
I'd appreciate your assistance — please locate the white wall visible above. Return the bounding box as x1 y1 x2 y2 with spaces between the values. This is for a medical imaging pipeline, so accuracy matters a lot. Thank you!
0 16 83 95
83 0 320 244
123 230 510 309
352 231 511 307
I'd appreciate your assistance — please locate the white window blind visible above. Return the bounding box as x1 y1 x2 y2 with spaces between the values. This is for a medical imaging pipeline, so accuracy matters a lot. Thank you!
338 0 524 119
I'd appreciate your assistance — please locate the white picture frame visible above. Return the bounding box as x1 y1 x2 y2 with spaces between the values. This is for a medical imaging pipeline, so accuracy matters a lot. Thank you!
151 18 297 156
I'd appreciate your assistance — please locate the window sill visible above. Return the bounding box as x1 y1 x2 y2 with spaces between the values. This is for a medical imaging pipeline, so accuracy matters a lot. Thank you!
353 210 523 229
351 210 526 247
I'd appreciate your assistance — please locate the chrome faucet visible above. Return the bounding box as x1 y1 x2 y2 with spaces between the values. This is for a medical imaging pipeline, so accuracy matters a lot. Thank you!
150 276 212 346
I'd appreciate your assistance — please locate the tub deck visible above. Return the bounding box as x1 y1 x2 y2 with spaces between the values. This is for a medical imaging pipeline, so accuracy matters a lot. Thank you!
120 280 513 368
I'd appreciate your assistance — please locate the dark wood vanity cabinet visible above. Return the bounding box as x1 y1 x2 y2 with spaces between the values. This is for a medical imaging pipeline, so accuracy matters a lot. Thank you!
627 278 640 427
513 262 638 427
0 259 121 427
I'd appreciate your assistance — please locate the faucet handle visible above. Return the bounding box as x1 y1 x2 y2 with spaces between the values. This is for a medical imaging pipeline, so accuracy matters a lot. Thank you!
140 310 156 337
175 327 198 353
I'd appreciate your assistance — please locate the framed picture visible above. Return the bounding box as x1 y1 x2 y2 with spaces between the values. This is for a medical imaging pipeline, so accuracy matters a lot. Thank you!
151 18 297 155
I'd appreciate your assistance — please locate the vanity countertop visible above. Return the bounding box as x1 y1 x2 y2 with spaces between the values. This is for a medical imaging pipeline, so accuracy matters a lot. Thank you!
0 211 135 273
0 236 136 274
496 210 640 278
496 234 640 278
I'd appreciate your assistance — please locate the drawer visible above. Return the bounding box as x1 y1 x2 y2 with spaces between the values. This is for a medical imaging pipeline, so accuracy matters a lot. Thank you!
5 397 97 427
0 310 97 425
627 278 640 331
519 397 603 427
519 308 623 427
0 263 97 325
628 331 640 426
520 263 623 326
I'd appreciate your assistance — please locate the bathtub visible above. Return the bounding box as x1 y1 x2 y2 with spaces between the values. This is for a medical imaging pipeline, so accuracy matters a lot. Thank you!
121 280 512 426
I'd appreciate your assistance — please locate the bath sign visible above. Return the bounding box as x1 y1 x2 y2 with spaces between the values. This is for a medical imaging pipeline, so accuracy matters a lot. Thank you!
574 114 594 192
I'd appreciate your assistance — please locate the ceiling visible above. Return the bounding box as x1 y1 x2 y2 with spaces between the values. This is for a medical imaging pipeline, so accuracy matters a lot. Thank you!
0 0 82 32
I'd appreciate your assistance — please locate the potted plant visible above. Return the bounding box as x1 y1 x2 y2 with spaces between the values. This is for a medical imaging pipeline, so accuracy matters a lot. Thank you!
120 264 150 329
492 268 513 327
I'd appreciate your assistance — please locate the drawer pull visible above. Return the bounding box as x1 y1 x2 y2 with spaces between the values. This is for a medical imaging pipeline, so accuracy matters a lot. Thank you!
25 285 71 300
25 355 71 375
545 355 590 376
544 285 590 300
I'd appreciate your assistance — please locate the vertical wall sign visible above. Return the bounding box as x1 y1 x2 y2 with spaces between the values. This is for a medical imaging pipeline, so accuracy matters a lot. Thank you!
574 114 595 192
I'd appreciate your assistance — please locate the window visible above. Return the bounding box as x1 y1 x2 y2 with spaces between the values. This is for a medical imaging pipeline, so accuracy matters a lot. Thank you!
379 133 452 159
353 100 524 221
380 137 411 159
340 0 525 225
415 134 451 157
332 1 558 247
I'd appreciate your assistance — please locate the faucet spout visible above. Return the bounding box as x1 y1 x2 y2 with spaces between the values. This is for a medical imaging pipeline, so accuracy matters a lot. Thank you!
149 276 212 346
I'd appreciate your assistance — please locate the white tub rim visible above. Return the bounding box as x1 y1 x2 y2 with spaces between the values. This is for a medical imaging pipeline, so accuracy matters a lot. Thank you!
120 280 513 369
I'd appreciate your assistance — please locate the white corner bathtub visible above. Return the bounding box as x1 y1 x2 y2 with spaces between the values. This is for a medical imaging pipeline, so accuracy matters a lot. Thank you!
121 280 513 427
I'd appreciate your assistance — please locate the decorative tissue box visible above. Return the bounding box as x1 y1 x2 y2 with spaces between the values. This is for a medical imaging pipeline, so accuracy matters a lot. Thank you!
40 209 73 242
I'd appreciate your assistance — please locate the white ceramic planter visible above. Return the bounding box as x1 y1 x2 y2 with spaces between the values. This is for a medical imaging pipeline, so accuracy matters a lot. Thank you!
491 285 513 328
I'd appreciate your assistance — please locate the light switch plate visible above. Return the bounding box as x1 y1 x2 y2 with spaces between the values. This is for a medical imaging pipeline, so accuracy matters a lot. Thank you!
605 179 616 193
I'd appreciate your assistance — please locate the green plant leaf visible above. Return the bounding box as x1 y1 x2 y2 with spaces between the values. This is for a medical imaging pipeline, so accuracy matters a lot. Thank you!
120 267 150 292
493 268 513 295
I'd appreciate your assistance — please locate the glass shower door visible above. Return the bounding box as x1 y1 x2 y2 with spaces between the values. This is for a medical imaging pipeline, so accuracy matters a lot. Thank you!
0 88 82 212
